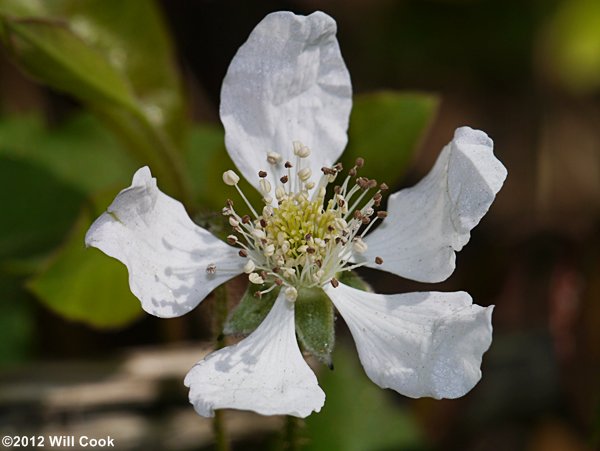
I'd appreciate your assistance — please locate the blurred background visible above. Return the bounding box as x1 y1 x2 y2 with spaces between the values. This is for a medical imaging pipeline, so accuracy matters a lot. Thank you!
0 0 599 450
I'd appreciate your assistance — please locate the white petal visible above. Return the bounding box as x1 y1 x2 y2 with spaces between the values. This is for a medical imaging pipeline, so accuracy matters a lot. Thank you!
85 167 244 318
220 11 352 191
184 291 325 418
325 283 493 399
361 127 507 282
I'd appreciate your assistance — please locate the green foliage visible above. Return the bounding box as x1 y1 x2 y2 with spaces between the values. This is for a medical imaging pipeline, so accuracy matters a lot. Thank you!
223 283 280 336
185 124 262 211
0 156 82 260
27 203 143 329
304 342 423 451
0 114 133 260
344 91 438 185
337 270 372 292
544 0 600 93
295 287 335 367
0 0 190 199
0 275 34 363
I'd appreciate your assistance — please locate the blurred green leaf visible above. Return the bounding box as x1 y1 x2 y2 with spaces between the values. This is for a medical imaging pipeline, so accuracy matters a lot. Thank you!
544 0 600 93
0 114 135 261
344 91 438 185
185 124 261 211
0 16 136 108
0 114 135 192
0 156 82 260
337 270 372 292
0 0 191 200
304 342 423 451
224 283 279 336
0 275 34 363
27 202 143 329
295 288 335 367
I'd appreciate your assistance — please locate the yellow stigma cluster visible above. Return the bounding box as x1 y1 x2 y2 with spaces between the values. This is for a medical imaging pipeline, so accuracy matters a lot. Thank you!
218 142 387 301
266 195 340 263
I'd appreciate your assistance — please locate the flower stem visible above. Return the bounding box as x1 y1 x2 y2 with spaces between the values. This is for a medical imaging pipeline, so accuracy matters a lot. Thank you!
212 285 230 451
213 410 229 451
284 415 301 451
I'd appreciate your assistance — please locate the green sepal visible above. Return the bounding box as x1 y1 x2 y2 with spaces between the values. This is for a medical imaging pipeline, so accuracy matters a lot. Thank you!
295 287 335 368
223 283 280 336
337 271 373 292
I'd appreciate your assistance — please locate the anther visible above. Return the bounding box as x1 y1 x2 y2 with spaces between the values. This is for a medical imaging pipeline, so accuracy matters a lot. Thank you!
260 218 268 228
355 157 365 168
377 211 388 219
243 260 256 273
285 286 298 302
259 179 271 194
333 162 343 172
330 277 340 288
285 161 293 169
375 256 384 265
267 152 282 164
298 168 312 182
274 278 283 286
380 183 389 191
206 263 217 274
280 175 289 184
242 215 251 224
307 247 316 254
223 170 240 186
226 235 238 245
349 167 357 177
238 249 248 257
368 179 378 189
249 273 264 284
258 170 268 178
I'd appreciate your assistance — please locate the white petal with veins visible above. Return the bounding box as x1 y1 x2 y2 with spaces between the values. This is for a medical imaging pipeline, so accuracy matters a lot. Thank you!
184 291 325 417
85 167 243 318
325 282 493 399
220 11 352 191
361 126 507 282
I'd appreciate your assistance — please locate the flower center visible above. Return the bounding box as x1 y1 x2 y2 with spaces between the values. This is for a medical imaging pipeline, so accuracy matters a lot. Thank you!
218 141 387 301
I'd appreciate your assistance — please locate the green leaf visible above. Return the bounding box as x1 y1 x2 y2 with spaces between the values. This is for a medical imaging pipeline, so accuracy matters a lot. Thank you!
543 0 600 93
295 287 335 367
344 91 439 185
223 283 280 336
0 114 135 193
0 17 137 109
304 342 423 451
0 275 34 363
337 270 373 292
27 202 143 329
0 155 83 260
185 124 262 211
0 0 191 200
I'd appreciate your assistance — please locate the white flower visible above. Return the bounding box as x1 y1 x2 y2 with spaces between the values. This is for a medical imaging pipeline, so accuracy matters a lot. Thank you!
85 11 507 418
